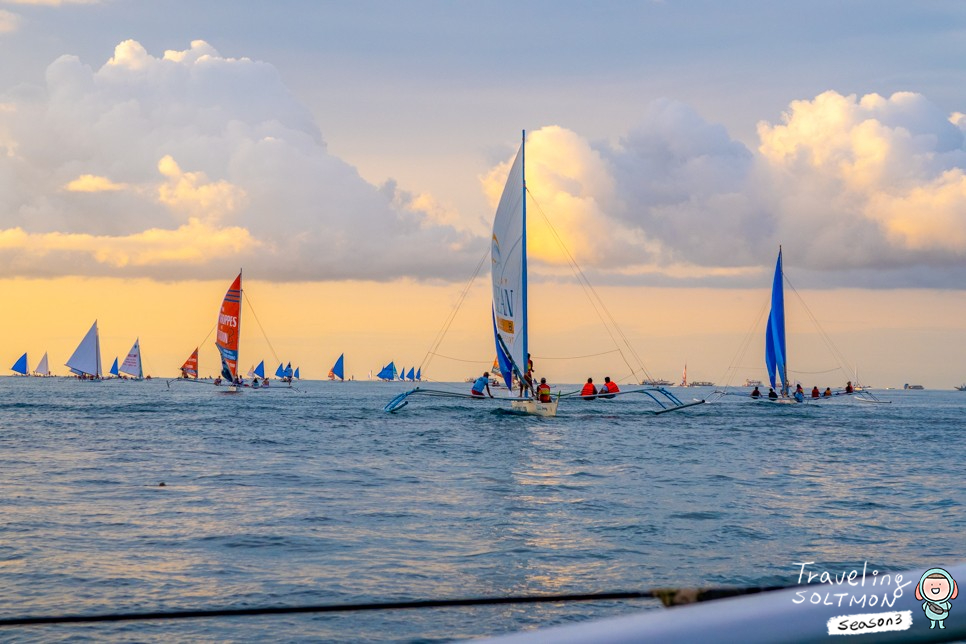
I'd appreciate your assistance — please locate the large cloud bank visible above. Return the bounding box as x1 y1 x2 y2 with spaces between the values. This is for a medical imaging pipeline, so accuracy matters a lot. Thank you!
0 40 480 281
1 39 965 287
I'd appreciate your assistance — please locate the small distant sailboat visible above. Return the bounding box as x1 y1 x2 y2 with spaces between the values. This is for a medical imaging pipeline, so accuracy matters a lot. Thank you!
253 360 266 379
377 362 396 381
10 352 28 376
180 348 199 379
406 367 415 381
329 354 345 381
33 352 50 377
415 367 421 382
293 367 300 380
109 358 120 378
66 321 103 380
119 338 144 380
215 272 242 391
680 363 688 387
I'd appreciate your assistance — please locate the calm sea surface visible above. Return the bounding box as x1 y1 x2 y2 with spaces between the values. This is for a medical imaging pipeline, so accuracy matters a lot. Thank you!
0 379 963 643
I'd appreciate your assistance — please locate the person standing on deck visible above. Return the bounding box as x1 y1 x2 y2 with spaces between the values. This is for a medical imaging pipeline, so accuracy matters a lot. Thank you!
518 353 534 398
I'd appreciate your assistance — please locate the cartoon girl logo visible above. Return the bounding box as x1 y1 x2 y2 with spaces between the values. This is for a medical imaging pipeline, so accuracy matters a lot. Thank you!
916 568 958 629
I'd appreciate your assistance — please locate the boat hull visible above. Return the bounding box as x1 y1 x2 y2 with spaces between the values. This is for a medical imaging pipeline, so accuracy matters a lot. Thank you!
510 399 558 417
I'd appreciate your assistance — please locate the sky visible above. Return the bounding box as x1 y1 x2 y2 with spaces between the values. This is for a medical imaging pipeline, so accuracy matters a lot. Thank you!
1 1 965 387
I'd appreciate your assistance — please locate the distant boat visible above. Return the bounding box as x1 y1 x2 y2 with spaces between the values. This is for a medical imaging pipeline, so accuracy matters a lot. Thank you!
903 383 924 390
415 367 421 382
66 321 103 380
33 352 50 377
689 381 715 387
329 354 345 381
119 338 144 380
680 363 687 387
215 272 242 391
406 367 415 381
376 362 396 381
743 379 762 387
643 378 673 386
180 348 199 379
956 384 966 391
109 357 120 378
293 367 300 380
10 352 28 376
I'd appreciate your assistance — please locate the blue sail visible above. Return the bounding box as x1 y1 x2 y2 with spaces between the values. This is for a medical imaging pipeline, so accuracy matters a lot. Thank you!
331 353 344 380
398 366 404 381
254 360 265 378
377 361 395 380
110 357 120 377
764 248 788 395
11 352 28 375
284 362 293 378
406 367 415 381
275 363 285 378
294 367 300 379
415 368 421 381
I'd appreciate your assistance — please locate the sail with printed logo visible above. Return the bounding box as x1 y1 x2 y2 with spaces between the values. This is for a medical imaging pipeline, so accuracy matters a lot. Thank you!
66 321 103 379
11 352 28 376
180 348 199 379
119 338 143 380
329 354 345 381
765 248 788 397
216 272 242 383
34 352 49 377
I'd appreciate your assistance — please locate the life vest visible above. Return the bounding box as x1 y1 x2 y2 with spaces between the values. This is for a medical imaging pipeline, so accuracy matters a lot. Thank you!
605 381 620 394
580 383 596 398
537 383 552 403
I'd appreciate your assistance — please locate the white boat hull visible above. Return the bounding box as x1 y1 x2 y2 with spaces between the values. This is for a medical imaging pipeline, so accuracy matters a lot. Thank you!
510 399 558 417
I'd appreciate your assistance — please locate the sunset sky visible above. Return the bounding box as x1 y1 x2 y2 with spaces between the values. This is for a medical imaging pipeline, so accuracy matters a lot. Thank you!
1 1 965 387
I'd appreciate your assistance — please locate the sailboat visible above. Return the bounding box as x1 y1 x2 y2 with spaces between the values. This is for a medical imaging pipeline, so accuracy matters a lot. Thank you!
109 358 120 378
119 338 144 380
253 360 266 379
406 367 415 382
376 362 395 381
215 272 242 392
329 354 345 381
490 132 557 416
66 321 103 380
10 352 28 376
293 367 300 380
180 348 199 379
34 352 49 377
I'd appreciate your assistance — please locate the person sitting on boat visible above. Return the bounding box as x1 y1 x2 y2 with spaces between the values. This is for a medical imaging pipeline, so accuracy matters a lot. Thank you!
536 377 552 403
845 381 854 393
599 376 620 399
751 386 762 398
252 377 260 389
823 387 832 397
471 372 494 398
767 387 778 400
811 386 820 398
794 387 805 403
580 378 597 400
214 377 222 386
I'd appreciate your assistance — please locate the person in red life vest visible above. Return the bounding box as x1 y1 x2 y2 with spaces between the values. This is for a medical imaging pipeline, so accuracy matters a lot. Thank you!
580 377 597 400
471 372 494 398
536 377 552 403
518 353 534 398
845 381 854 393
811 385 820 398
599 376 620 399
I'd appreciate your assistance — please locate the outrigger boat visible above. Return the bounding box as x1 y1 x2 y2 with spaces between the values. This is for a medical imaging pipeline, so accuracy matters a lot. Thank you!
386 132 701 416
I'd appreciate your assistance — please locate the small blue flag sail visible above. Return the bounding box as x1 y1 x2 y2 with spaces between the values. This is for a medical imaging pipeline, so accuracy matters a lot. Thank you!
110 357 120 377
294 367 300 379
275 363 285 378
406 367 415 381
11 352 28 375
254 360 265 378
330 353 345 381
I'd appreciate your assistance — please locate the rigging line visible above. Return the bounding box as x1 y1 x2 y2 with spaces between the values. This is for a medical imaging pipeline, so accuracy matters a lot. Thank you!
427 352 492 364
718 298 769 388
532 349 621 360
419 246 489 375
0 587 791 627
239 291 282 367
526 191 646 380
783 276 854 378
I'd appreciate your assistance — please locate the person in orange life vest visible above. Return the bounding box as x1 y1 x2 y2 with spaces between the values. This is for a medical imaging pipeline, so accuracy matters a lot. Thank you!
536 377 552 403
518 353 534 397
599 376 619 399
580 378 597 400
811 385 820 398
471 372 494 398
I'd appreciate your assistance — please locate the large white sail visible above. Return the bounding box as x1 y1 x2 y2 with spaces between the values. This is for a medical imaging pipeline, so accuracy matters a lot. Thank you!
119 338 143 379
34 352 49 376
490 135 527 389
66 321 102 378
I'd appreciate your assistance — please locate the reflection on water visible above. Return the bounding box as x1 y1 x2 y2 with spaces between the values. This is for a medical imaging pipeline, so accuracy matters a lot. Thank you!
0 381 963 641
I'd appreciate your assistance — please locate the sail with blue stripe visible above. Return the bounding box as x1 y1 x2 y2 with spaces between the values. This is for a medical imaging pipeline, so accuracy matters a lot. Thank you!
765 248 788 396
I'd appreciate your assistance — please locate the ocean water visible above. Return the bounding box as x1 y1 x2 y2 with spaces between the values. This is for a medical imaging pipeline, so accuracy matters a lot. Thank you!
0 379 963 643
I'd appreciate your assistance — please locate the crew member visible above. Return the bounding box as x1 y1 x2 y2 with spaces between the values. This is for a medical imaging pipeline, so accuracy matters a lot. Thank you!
580 378 597 400
599 376 620 399
471 372 494 398
536 377 552 403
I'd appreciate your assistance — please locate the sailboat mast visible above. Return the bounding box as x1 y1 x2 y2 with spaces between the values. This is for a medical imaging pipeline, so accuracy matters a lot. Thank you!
520 130 528 379
778 247 788 395
237 268 243 380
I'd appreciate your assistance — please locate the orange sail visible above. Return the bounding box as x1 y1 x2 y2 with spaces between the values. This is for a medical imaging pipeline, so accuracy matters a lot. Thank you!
181 348 199 379
216 272 242 380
